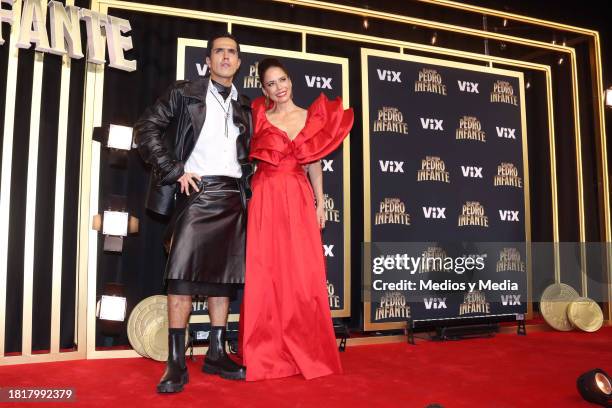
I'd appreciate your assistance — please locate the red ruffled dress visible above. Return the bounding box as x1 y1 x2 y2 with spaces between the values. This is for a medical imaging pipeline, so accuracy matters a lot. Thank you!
242 93 354 381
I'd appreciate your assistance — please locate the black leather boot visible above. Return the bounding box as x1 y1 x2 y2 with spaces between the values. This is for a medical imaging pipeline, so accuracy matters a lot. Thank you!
157 330 189 393
202 326 246 380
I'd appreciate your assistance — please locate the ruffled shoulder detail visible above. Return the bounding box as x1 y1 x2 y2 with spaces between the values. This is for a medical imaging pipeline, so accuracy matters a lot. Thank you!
293 93 354 164
249 97 288 166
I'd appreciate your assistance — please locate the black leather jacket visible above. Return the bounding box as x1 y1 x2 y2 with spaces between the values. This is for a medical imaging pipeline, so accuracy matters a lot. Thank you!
134 77 253 216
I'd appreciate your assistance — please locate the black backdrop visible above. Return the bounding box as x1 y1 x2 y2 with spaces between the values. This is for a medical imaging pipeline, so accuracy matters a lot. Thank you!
180 41 349 322
364 52 528 324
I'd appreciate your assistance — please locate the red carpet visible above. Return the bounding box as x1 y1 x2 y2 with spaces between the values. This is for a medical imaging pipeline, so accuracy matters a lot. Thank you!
2 327 611 407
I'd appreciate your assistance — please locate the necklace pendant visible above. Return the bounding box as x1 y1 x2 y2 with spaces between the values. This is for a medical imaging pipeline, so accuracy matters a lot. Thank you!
226 112 230 138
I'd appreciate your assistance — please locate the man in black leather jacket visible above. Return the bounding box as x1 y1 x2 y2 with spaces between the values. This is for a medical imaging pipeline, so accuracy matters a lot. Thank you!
134 32 253 392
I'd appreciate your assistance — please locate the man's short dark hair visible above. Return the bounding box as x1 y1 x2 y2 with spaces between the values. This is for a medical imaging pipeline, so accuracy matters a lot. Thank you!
206 32 241 58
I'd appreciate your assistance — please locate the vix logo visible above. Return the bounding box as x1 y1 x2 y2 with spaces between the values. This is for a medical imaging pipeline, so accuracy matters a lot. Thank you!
496 127 517 139
322 159 334 172
323 244 334 257
376 69 402 83
420 118 444 131
305 75 332 89
457 80 479 93
461 166 483 178
424 297 447 310
499 210 520 222
501 294 521 306
422 207 446 219
379 160 404 173
196 63 208 76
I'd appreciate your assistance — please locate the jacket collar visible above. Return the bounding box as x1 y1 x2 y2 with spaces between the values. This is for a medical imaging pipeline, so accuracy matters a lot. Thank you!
184 76 250 108
183 76 210 101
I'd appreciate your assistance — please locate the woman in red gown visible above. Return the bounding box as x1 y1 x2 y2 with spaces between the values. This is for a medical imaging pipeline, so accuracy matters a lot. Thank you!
242 58 353 381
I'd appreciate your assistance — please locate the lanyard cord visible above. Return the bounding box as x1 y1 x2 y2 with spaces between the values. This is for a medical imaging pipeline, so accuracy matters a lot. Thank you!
210 89 231 138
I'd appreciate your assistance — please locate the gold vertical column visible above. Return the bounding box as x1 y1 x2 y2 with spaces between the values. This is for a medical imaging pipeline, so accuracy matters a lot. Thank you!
592 33 611 318
545 67 561 281
360 48 372 329
0 0 22 358
517 73 533 317
83 0 105 357
340 58 351 316
85 139 101 356
80 60 95 355
569 50 587 296
79 65 97 356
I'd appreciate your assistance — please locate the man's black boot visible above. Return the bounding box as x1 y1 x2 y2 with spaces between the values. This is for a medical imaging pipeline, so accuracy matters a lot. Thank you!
202 326 246 380
157 329 189 393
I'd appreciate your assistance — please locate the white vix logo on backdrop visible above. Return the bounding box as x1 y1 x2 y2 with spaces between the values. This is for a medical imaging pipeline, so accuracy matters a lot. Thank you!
305 75 332 89
420 118 444 130
196 63 208 76
424 297 447 309
457 81 479 93
379 160 404 173
501 295 521 306
422 207 446 219
377 69 402 82
322 159 334 172
499 210 519 222
461 166 483 178
496 127 517 139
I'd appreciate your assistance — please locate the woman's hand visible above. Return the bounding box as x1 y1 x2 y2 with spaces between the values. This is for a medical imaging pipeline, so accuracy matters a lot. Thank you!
316 204 326 229
177 172 201 196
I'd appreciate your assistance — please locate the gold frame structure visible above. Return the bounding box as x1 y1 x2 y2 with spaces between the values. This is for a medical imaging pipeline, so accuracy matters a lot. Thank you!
361 48 531 331
175 37 352 319
270 0 612 329
0 0 607 364
415 0 610 322
0 0 87 366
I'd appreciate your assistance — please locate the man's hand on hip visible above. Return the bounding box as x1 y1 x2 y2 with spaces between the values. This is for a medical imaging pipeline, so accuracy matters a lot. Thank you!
178 172 201 196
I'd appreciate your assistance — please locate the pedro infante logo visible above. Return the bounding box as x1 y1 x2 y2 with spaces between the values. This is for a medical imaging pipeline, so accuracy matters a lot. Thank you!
375 198 411 226
456 116 486 142
458 201 489 227
496 248 526 272
373 106 409 134
414 68 447 95
491 80 519 106
459 291 491 315
417 156 450 183
327 280 341 309
243 62 261 89
494 162 523 188
323 194 340 223
375 292 411 320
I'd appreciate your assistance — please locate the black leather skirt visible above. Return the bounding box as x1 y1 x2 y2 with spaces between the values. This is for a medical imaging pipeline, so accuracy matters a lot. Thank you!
164 176 246 285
